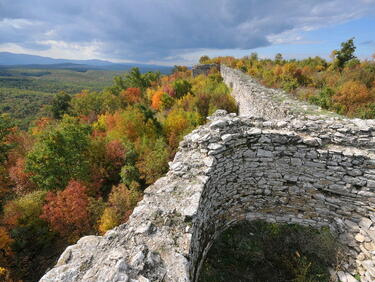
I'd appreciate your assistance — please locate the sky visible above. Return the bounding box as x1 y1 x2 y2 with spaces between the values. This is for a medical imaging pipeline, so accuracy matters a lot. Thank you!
0 0 374 65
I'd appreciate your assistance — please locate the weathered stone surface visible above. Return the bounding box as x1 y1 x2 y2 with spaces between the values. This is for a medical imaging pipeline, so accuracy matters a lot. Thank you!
41 66 375 282
337 271 357 282
356 233 366 243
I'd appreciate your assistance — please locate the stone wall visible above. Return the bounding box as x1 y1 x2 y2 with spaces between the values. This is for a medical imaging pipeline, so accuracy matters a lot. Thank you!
220 65 338 118
188 112 375 282
41 67 375 282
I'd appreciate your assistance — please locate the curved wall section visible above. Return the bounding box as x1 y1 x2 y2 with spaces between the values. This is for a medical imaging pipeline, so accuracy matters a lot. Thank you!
188 113 375 282
41 67 375 282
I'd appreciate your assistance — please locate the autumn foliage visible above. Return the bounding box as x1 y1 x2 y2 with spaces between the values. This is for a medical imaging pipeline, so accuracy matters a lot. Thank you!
333 81 373 114
98 183 141 234
0 227 12 281
0 66 237 280
151 90 165 110
40 181 91 241
121 87 142 105
9 158 35 195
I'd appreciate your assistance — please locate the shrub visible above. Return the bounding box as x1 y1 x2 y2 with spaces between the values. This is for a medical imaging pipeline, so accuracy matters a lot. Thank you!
3 190 47 227
199 56 210 64
200 221 342 282
172 79 192 98
308 87 335 110
98 207 118 234
98 183 141 234
136 138 169 184
333 80 372 115
282 78 299 92
120 87 142 105
356 103 375 119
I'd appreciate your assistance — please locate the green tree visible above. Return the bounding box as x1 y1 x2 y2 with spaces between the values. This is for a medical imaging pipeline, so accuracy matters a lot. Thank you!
172 65 188 73
172 79 192 98
143 71 161 86
199 55 210 64
0 114 14 163
275 53 284 64
51 92 71 119
123 68 148 90
135 138 169 185
70 90 121 117
250 52 258 61
109 68 153 95
2 190 56 281
334 38 357 69
137 104 162 133
119 142 139 186
25 116 91 190
309 87 335 109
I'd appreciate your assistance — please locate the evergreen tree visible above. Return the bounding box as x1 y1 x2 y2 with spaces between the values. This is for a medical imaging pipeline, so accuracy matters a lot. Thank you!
51 92 71 119
334 38 357 69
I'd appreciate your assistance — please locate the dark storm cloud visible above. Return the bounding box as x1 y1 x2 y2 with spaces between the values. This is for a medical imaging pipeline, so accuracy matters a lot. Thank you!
1 0 375 61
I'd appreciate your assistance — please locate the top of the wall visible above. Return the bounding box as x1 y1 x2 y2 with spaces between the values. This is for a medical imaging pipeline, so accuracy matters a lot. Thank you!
220 64 341 119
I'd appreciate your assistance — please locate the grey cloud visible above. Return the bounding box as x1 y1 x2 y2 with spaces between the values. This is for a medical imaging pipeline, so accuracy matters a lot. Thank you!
1 0 375 61
361 40 374 45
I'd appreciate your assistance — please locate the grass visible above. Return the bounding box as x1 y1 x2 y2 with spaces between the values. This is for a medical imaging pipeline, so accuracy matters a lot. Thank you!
199 221 342 282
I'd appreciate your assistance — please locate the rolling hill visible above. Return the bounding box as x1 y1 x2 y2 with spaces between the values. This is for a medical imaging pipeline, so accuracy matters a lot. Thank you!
0 52 173 73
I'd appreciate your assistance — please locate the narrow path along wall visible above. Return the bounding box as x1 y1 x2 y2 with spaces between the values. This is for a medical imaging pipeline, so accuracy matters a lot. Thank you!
41 66 375 282
219 64 339 118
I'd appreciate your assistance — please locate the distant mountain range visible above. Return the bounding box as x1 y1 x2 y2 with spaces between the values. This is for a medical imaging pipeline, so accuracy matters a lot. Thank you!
0 52 173 73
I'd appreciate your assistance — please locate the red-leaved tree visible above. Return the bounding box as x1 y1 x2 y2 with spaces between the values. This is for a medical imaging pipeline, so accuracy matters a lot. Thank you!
120 87 142 105
9 158 35 195
40 180 91 242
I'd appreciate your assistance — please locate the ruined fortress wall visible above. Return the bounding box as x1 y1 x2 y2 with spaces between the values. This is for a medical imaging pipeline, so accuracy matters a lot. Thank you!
220 64 336 118
41 67 375 282
188 112 375 282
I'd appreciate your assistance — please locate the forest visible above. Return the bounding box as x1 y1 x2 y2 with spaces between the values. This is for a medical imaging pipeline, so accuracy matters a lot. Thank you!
0 65 236 281
0 68 124 129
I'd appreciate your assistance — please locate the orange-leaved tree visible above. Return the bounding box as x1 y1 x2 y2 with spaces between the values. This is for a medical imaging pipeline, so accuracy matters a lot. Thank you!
333 80 373 115
151 90 165 110
0 227 13 281
120 87 142 105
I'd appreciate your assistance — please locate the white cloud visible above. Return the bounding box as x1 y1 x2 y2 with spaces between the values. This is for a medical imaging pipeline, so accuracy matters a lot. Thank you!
0 40 104 61
0 18 36 29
